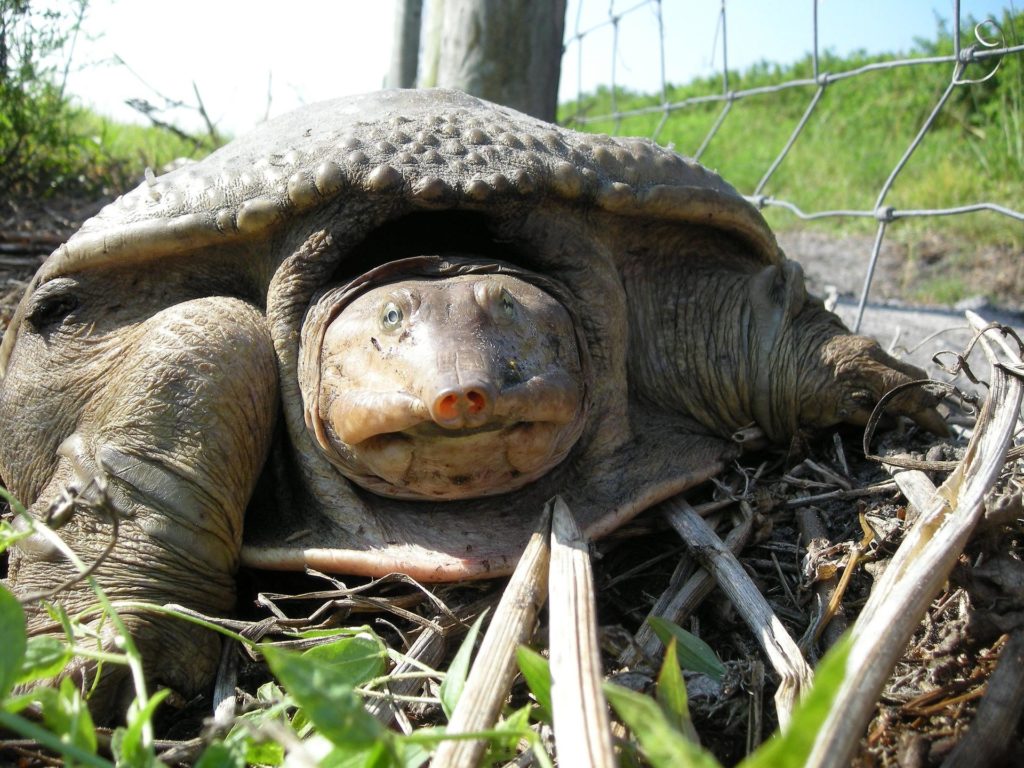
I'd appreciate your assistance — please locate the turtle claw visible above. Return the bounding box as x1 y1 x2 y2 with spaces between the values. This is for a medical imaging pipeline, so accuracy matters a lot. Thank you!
905 401 950 437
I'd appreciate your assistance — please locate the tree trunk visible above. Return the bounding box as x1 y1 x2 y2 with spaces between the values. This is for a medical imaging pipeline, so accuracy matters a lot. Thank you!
433 0 566 122
388 0 423 89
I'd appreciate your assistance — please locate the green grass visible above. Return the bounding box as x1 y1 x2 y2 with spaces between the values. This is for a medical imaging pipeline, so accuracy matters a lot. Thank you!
0 0 223 199
69 109 221 194
560 10 1024 250
1 101 221 199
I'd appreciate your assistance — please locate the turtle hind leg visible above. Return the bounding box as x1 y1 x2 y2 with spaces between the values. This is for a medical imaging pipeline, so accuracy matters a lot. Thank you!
6 296 277 722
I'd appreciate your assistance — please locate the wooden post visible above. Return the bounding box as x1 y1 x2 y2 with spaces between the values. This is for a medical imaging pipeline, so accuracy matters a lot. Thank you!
434 0 566 121
387 0 423 89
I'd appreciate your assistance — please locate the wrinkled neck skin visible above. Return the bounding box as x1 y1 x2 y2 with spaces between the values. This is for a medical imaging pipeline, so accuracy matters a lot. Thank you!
624 252 847 443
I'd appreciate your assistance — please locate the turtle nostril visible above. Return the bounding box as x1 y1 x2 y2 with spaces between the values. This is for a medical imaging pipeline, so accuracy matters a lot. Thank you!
466 389 487 414
431 385 494 426
437 393 460 421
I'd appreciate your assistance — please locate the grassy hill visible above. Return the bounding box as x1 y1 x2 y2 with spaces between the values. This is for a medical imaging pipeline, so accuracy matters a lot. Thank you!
560 10 1023 249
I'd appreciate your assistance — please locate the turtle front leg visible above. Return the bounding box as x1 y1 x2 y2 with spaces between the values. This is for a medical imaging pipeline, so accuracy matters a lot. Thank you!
624 256 945 443
744 261 947 439
786 311 949 436
4 296 277 720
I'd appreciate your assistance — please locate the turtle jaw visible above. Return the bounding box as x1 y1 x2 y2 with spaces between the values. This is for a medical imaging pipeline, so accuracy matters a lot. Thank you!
348 416 577 500
329 372 585 500
322 351 586 499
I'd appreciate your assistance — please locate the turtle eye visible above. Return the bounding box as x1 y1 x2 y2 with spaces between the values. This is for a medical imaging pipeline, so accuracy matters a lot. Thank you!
380 301 404 332
26 278 79 330
476 281 517 325
499 288 516 321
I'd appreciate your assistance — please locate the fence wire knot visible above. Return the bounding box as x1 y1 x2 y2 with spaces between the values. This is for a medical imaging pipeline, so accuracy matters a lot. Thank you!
955 19 1006 84
874 206 896 223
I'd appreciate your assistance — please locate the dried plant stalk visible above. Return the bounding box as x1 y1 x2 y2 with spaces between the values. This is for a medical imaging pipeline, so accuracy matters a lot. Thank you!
368 594 495 727
549 496 616 768
662 496 813 726
808 314 1024 767
942 629 1024 767
432 505 552 768
796 507 848 651
621 502 755 668
890 468 940 521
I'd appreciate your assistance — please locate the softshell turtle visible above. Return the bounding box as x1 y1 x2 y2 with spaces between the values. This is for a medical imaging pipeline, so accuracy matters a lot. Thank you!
0 89 943 713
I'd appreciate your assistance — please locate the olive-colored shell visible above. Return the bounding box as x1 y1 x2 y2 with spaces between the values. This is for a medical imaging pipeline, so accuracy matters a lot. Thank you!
2 89 780 377
44 89 779 279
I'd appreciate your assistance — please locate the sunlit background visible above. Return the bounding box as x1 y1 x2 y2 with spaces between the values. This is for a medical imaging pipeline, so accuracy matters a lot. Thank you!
62 0 1014 136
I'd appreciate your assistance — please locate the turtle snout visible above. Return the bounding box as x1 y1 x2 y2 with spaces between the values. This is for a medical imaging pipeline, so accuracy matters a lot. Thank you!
429 381 497 429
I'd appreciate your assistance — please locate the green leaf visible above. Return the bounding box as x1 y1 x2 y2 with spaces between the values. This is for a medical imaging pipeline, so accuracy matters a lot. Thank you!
255 679 287 703
0 707 112 767
0 518 31 554
299 734 407 768
0 583 28 701
605 682 722 768
485 704 533 764
396 742 432 768
34 678 99 759
740 634 852 768
195 740 247 768
648 617 726 681
515 646 553 723
298 631 388 687
17 635 73 684
110 688 170 768
0 486 28 516
262 643 384 749
3 690 43 715
656 639 692 730
220 704 293 766
439 610 486 719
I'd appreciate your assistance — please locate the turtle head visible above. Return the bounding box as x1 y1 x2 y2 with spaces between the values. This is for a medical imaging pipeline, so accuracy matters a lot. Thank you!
300 266 586 499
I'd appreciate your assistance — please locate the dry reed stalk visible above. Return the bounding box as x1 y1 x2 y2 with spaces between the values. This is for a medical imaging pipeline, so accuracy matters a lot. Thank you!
808 313 1024 767
549 496 616 768
432 505 552 768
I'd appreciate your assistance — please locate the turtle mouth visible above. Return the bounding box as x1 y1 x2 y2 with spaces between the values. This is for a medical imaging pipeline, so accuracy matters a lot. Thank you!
399 419 524 439
364 417 557 454
346 417 576 499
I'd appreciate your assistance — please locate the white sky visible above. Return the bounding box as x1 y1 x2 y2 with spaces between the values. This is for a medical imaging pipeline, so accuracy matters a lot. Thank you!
59 0 1016 137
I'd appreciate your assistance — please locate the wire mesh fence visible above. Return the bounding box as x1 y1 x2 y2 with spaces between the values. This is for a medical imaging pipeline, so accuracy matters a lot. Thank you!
561 0 1024 332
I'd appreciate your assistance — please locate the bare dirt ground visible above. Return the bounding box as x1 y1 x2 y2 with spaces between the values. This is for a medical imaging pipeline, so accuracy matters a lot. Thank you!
1 199 1022 766
780 229 1024 315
